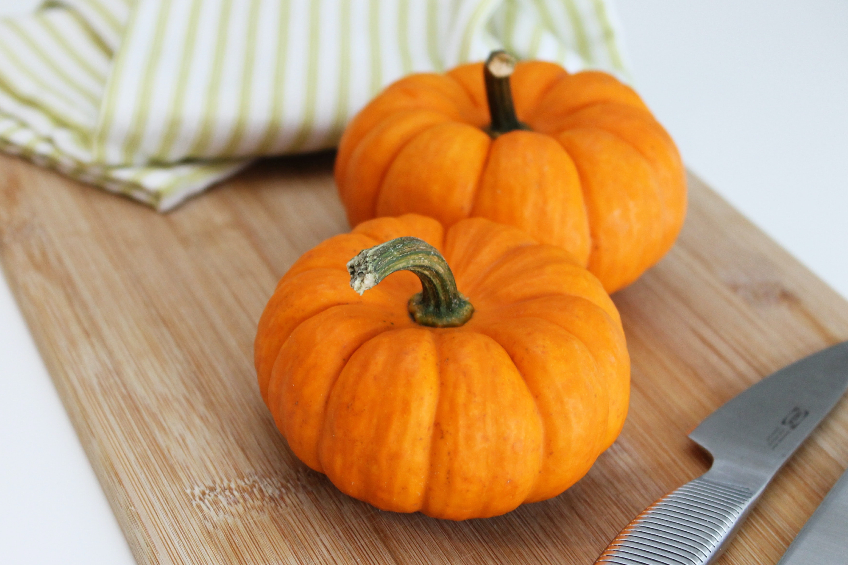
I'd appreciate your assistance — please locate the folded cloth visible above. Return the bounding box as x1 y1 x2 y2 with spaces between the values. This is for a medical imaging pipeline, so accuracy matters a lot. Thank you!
0 0 629 211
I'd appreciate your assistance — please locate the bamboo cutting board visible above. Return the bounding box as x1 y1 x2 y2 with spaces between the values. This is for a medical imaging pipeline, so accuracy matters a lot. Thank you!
2 150 848 565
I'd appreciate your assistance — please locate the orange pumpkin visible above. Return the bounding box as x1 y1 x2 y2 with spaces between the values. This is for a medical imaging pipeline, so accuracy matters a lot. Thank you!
255 214 629 520
334 51 687 293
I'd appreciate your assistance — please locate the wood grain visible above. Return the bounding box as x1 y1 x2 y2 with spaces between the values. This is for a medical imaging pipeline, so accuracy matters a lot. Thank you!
1 150 847 565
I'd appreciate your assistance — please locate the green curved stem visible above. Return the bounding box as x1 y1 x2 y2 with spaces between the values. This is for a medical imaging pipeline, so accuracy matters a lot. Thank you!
347 237 474 328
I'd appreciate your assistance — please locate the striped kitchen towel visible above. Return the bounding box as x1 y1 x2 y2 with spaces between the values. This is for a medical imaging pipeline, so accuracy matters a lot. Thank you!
0 0 629 211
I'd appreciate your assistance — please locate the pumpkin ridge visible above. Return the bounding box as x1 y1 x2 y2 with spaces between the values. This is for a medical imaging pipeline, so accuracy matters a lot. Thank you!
281 237 382 281
477 297 628 449
375 122 491 223
548 138 591 256
372 122 472 220
270 304 410 471
549 103 672 226
520 137 592 257
463 244 615 310
452 238 538 296
534 101 651 139
559 125 667 289
469 325 549 500
594 121 670 263
474 290 577 315
333 75 466 187
395 72 482 113
351 215 446 250
466 137 496 224
512 66 570 125
471 329 546 513
479 294 618 328
550 129 633 286
314 325 417 477
527 99 635 134
484 313 607 380
340 110 454 223
422 330 544 518
444 64 488 116
419 330 444 515
440 217 535 285
532 72 648 122
257 269 364 400
549 100 656 124
365 123 442 221
450 79 485 115
553 106 667 162
474 315 611 501
260 253 407 400
560 105 685 256
263 298 358 401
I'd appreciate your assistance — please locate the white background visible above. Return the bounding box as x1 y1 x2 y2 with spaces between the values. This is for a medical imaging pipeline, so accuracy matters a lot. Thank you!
1 1 847 564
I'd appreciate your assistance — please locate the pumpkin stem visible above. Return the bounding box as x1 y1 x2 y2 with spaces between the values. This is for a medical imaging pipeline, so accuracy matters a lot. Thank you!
347 237 474 328
484 50 527 137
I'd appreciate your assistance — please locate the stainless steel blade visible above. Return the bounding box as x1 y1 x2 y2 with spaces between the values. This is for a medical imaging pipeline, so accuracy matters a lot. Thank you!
595 340 848 565
777 465 848 565
689 340 848 488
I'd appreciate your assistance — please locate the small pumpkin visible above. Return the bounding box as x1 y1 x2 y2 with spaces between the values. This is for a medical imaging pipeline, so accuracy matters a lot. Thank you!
334 51 686 293
255 214 629 520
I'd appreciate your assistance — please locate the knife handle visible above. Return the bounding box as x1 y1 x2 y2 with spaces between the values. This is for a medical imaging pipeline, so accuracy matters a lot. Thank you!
595 474 757 565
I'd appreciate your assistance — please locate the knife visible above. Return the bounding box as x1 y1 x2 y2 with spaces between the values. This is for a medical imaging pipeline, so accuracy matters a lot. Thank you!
776 464 848 565
595 340 848 565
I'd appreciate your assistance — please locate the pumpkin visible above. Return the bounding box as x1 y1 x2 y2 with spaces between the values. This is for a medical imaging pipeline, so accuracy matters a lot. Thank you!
254 214 629 520
334 51 686 293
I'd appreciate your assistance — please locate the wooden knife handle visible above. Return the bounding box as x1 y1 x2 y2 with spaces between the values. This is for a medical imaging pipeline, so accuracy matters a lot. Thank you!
595 475 757 565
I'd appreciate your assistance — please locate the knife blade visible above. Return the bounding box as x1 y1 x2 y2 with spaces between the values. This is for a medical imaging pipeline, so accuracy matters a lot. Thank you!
776 464 848 565
595 340 848 565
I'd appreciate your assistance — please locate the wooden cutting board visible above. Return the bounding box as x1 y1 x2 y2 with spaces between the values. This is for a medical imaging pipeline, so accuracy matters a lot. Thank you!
1 150 848 565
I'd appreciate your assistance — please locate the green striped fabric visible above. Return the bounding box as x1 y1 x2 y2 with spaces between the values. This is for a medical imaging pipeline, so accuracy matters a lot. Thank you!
0 0 629 211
